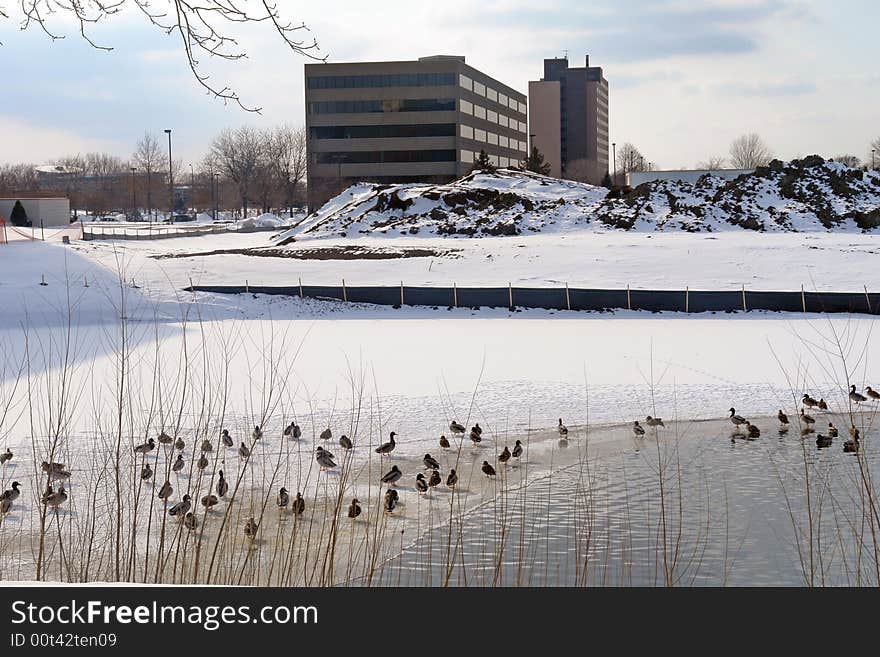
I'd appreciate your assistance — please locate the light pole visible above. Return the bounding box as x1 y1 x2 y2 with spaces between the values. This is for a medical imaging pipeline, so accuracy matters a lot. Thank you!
164 129 173 223
612 142 617 186
873 149 876 170
189 163 195 216
130 167 137 220
213 172 220 221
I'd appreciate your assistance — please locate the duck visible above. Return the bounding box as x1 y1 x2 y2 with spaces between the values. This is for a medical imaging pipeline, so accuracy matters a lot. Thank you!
252 426 263 440
816 434 833 448
158 431 173 445
850 385 868 404
481 461 496 477
449 420 466 435
0 448 12 465
348 498 362 519
428 470 442 488
43 485 67 509
446 469 458 488
423 453 440 470
339 435 353 450
828 423 839 438
48 468 71 482
238 442 251 460
818 398 828 411
558 418 568 436
315 446 337 469
319 427 332 441
40 460 66 474
646 416 665 428
512 440 523 459
375 432 397 455
283 422 301 439
292 492 306 515
469 424 483 444
384 489 399 513
244 517 258 539
729 408 747 431
184 512 198 531
744 422 761 439
217 470 228 497
849 425 860 439
843 434 860 453
632 420 646 437
172 454 185 473
800 408 816 425
866 386 880 401
381 465 403 486
201 494 219 508
141 464 153 481
498 446 511 464
277 487 289 510
197 453 209 470
40 485 54 504
157 480 173 500
201 439 213 453
0 481 21 503
778 410 789 426
221 429 234 448
174 437 185 451
415 473 429 494
439 435 451 450
802 394 819 409
134 438 155 454
168 494 192 517
1 497 13 515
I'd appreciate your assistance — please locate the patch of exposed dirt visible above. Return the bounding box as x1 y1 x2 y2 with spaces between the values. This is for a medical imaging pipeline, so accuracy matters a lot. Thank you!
151 245 460 261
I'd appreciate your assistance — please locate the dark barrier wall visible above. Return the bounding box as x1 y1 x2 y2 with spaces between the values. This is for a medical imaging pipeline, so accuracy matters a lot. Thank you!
187 285 880 316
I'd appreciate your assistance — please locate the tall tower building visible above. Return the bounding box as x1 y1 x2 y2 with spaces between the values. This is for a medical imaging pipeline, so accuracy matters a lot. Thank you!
528 55 609 183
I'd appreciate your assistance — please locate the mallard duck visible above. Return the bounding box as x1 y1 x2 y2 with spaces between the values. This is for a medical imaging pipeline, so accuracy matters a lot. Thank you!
339 435 353 450
428 470 441 488
423 453 440 470
849 425 860 439
217 470 228 497
174 437 185 451
0 448 13 465
40 484 54 504
40 460 65 474
828 423 839 438
729 408 747 431
802 394 819 409
347 498 361 519
817 398 828 411
383 489 399 513
800 408 815 425
184 512 197 531
244 517 258 539
172 454 185 472
197 453 209 470
558 418 568 436
0 481 21 503
252 426 263 440
168 494 191 517
632 420 646 437
375 432 396 455
415 473 429 494
469 424 483 444
201 494 219 508
141 464 153 481
498 446 511 463
283 422 300 439
158 431 173 444
778 410 789 425
512 440 523 459
43 485 67 509
646 416 665 427
292 492 305 515
319 427 332 441
134 438 155 454
866 386 880 401
850 385 867 404
157 480 173 500
238 442 251 459
816 434 833 448
201 439 213 453
481 461 496 477
277 487 289 510
439 435 450 450
843 435 860 453
381 465 402 486
446 469 458 488
744 422 761 439
221 429 233 448
449 421 465 435
315 446 337 469
48 468 71 482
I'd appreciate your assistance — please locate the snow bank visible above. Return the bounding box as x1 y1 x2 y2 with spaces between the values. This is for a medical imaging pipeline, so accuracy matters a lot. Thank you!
239 213 283 229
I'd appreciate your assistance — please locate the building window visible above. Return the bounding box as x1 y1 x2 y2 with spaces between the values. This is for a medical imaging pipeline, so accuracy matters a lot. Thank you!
518 101 527 114
307 72 456 89
473 81 486 96
487 132 498 145
508 97 517 110
461 125 474 139
309 98 457 114
460 149 474 163
499 156 509 168
315 150 457 164
310 123 456 139
459 74 473 91
499 135 509 148
474 105 486 120
487 88 498 102
487 109 498 124
498 115 509 128
474 128 487 142
460 99 473 115
518 121 527 133
489 154 499 166
499 93 508 107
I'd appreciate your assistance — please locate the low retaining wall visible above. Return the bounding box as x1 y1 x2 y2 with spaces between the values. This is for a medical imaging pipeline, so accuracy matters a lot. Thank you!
185 284 880 315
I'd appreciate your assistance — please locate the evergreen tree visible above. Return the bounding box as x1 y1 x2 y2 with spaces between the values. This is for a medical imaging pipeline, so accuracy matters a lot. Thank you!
472 150 495 173
601 171 613 188
523 146 551 176
9 200 29 227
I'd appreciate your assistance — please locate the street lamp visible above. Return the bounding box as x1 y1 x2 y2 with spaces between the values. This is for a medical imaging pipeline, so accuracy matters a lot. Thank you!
189 163 195 216
873 149 876 170
130 167 137 220
612 142 617 186
164 129 173 223
213 172 220 221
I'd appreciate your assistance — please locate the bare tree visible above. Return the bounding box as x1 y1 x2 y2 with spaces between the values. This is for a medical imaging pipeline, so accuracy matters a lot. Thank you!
869 137 880 169
208 126 264 216
729 133 772 169
267 125 308 217
614 143 652 182
3 1 325 111
132 132 163 221
696 156 728 170
832 154 861 168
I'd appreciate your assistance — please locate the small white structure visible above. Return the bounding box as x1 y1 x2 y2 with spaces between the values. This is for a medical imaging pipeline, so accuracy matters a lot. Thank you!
626 169 753 187
0 197 71 227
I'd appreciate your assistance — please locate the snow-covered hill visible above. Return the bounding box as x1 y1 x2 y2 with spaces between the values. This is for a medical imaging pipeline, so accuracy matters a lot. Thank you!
276 157 880 243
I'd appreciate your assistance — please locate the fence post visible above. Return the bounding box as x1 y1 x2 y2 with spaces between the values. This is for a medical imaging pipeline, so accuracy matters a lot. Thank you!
453 283 458 308
685 286 689 314
565 283 571 311
400 281 404 307
742 284 747 312
865 285 872 314
627 284 632 311
801 284 806 313
508 282 513 309
342 278 347 303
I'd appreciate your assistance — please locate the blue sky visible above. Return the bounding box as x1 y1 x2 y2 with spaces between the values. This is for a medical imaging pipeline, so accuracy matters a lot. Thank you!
1 0 878 168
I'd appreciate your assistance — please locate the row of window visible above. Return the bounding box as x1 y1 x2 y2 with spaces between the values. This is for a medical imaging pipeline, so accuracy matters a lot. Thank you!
309 98 457 114
314 150 456 164
459 74 526 114
460 99 527 134
460 150 521 168
308 72 457 89
460 125 527 153
310 124 456 140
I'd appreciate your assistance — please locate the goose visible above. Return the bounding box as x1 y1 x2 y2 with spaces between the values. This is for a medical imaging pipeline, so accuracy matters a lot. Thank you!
446 469 458 488
469 424 483 444
850 385 867 404
168 494 191 517
201 494 219 508
174 437 185 451
277 487 289 510
197 453 209 470
134 438 155 454
383 489 399 513
158 431 173 445
816 434 833 448
802 394 819 409
172 454 185 473
0 448 12 465
512 440 523 459
498 446 511 464
449 420 466 435
141 464 153 481
800 408 816 425
778 410 789 426
843 434 860 453
0 481 21 503
818 398 828 411
221 429 234 448
252 426 263 441
423 453 440 470
201 439 213 453
347 498 362 519
866 386 880 401
43 485 67 509
558 418 568 436
339 435 353 450
315 446 337 470
729 408 747 431
744 422 761 439
184 512 198 531
481 461 496 477
646 416 665 428
157 481 173 500
439 435 451 450
244 517 258 539
319 427 332 441
428 470 442 488
375 432 397 455
632 421 646 437
828 423 839 438
415 473 429 494
239 442 251 460
292 492 305 515
381 465 402 486
217 470 228 497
